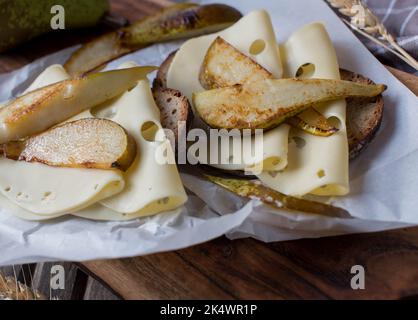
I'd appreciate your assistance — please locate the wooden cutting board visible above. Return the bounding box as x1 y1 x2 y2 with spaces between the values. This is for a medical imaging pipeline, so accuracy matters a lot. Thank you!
1 0 418 300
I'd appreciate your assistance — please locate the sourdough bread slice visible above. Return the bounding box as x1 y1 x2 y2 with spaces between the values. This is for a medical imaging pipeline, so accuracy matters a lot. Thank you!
341 69 384 159
152 87 191 142
152 50 192 144
153 50 177 89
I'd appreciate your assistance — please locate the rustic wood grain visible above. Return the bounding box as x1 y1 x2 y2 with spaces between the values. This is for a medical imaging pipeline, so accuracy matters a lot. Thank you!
84 277 121 300
82 228 418 300
1 0 418 300
31 262 87 300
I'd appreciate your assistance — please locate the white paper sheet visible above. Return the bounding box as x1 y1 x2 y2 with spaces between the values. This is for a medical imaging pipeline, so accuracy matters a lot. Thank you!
0 0 417 266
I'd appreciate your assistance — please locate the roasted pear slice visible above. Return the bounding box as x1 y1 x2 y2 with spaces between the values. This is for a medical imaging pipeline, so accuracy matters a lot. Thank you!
287 108 339 137
0 66 155 144
121 4 242 46
199 37 339 136
205 174 351 218
0 118 136 171
199 36 273 89
64 3 242 76
193 79 386 130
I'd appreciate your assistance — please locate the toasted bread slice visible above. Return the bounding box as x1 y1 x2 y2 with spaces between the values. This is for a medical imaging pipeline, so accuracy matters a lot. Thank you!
0 118 137 171
199 37 273 89
152 87 192 142
153 50 177 89
152 50 193 143
342 69 384 159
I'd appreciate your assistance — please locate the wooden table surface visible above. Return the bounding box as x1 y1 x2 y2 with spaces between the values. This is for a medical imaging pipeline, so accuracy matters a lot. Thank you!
1 0 418 300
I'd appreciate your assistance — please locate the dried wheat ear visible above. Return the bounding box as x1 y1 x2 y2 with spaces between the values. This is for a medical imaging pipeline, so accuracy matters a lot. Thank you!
326 0 418 71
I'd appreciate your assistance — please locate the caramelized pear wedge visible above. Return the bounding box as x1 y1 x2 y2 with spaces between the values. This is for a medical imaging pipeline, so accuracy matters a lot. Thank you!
205 174 351 218
199 37 356 137
199 36 325 133
65 32 133 77
121 4 242 47
199 36 273 89
65 3 242 76
0 119 137 171
287 108 339 137
193 79 386 130
0 66 155 144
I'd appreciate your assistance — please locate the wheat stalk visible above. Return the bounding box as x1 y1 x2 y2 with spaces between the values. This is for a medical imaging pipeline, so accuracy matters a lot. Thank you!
326 0 418 71
0 271 44 300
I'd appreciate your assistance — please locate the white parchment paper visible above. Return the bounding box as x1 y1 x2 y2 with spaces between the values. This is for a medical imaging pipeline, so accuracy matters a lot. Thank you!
0 0 417 266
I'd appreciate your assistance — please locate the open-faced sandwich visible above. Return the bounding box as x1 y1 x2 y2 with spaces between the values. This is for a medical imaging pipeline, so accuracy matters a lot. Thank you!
151 9 386 210
0 63 187 221
0 4 386 221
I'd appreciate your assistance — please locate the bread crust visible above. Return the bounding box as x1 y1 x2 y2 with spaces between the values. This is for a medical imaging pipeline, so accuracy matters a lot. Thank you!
341 69 384 159
152 51 193 144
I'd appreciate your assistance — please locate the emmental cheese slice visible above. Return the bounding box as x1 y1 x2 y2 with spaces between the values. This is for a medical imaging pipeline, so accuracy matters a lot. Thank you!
167 10 283 101
0 159 124 216
167 10 288 172
99 62 188 217
258 23 349 196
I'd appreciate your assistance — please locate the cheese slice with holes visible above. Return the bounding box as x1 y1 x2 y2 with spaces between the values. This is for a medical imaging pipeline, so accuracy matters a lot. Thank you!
0 192 66 220
23 64 70 94
258 23 349 196
98 62 188 216
208 125 289 172
30 62 187 217
167 10 288 172
0 65 125 216
0 160 124 216
167 10 283 100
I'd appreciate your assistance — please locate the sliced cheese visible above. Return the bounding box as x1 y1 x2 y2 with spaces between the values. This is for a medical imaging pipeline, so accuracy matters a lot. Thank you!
0 193 66 221
168 10 283 101
167 10 287 172
98 62 188 217
209 124 289 172
0 65 125 216
258 23 349 196
23 64 70 94
0 159 124 215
